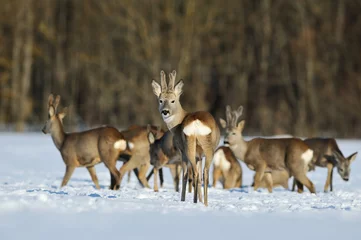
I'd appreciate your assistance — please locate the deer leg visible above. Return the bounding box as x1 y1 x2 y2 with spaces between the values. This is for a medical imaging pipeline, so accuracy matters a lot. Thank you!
153 168 159 192
159 168 164 187
330 167 334 192
324 163 333 192
181 159 189 201
137 163 151 188
110 171 116 189
127 170 131 183
212 166 222 188
296 180 304 193
168 164 179 192
106 165 121 190
132 168 144 187
61 165 76 187
263 172 273 193
86 166 100 189
253 164 266 191
197 160 203 203
293 172 315 194
291 177 297 191
188 165 193 193
185 136 198 203
118 157 140 187
204 151 214 206
146 167 154 181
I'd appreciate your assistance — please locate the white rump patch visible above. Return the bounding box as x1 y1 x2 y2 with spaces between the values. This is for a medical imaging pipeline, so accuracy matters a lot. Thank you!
213 149 231 172
301 149 313 165
183 120 212 136
114 139 127 151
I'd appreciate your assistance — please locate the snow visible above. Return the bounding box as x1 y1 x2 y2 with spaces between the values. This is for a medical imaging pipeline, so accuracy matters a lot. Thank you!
0 133 361 240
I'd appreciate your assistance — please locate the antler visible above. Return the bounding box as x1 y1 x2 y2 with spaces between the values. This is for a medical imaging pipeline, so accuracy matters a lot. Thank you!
231 105 243 127
226 105 232 126
160 70 167 91
48 94 54 108
168 70 176 91
54 95 61 112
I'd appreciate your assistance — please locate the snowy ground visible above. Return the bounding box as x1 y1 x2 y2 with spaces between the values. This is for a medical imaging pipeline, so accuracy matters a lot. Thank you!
0 133 360 240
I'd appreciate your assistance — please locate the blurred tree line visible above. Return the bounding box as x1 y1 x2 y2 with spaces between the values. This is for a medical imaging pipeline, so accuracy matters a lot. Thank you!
0 0 361 137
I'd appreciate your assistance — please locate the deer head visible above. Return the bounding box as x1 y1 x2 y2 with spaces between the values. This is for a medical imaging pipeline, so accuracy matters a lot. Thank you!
147 125 169 168
42 94 68 134
220 105 244 146
331 151 358 181
151 70 184 126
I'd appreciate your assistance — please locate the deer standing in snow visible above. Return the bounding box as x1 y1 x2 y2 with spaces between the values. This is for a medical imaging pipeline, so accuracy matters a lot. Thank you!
292 138 357 192
220 105 315 193
147 128 193 192
212 146 242 189
42 94 130 190
115 125 164 188
151 70 220 206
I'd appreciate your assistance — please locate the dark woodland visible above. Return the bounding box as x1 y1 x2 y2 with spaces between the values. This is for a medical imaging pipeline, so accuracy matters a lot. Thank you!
0 0 361 137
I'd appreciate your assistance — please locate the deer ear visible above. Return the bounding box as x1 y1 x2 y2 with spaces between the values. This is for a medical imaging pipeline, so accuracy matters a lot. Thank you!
152 80 162 97
347 152 358 162
148 131 156 144
48 106 55 117
237 120 245 132
219 118 227 128
174 80 184 96
58 107 68 119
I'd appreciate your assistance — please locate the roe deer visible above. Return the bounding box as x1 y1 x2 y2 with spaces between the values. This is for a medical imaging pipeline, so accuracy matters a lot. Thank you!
42 94 130 190
147 129 193 192
151 70 220 205
114 125 164 188
212 146 242 189
220 105 315 193
292 138 357 192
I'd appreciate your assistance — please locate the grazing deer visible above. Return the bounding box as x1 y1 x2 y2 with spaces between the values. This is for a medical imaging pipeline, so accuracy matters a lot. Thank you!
114 125 164 189
147 129 193 192
220 105 315 193
292 138 358 192
42 94 130 190
212 146 242 189
151 70 220 206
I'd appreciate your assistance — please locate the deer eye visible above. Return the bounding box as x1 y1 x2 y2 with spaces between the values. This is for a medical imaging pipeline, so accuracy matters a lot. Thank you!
232 132 236 135
340 168 344 172
159 100 163 104
171 100 175 103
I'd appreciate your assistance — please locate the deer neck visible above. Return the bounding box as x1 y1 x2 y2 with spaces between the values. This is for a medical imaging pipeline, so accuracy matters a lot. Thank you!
165 108 187 130
51 120 66 150
229 137 248 161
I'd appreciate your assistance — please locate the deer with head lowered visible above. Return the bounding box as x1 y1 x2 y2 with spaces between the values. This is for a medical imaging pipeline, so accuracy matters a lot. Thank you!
220 105 315 193
292 138 357 192
42 94 131 190
147 128 193 193
151 70 220 206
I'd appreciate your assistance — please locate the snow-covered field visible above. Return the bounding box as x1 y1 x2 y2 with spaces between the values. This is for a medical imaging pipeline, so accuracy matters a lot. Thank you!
0 133 360 240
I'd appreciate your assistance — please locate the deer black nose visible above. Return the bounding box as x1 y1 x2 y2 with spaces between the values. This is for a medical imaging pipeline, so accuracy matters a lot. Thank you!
161 110 170 116
344 177 349 181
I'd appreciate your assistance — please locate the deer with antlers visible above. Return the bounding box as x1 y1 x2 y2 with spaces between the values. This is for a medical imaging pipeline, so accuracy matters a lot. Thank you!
151 70 220 206
42 94 131 190
220 105 315 193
